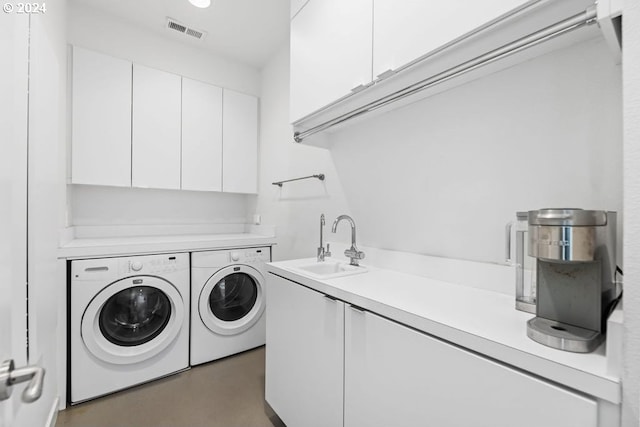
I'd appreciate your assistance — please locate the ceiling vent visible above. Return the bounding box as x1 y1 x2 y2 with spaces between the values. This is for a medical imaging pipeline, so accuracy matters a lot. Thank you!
166 18 207 40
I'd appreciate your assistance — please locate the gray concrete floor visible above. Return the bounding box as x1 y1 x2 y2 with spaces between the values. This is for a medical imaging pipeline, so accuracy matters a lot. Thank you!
56 346 285 427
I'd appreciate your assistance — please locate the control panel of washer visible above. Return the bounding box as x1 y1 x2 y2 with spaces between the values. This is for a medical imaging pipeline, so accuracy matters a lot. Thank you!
228 247 271 264
120 253 189 275
73 253 189 281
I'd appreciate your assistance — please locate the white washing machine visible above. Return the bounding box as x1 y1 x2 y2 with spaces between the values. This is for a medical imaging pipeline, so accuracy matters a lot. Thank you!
70 253 190 404
191 247 271 366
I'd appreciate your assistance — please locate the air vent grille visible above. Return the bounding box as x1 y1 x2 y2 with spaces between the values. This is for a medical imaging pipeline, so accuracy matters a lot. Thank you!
168 20 187 33
166 18 207 40
186 28 204 39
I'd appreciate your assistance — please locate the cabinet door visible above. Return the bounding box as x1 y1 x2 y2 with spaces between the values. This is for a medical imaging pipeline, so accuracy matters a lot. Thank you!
181 78 223 192
132 64 181 189
345 308 597 427
290 0 373 122
265 274 344 427
222 89 258 194
71 47 131 187
373 0 531 77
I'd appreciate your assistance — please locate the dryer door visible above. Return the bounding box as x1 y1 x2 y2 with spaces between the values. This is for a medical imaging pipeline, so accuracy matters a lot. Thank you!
199 264 265 336
81 276 185 364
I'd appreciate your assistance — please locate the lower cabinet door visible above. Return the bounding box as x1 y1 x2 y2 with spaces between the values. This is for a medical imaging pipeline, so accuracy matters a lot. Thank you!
344 308 598 427
265 274 344 427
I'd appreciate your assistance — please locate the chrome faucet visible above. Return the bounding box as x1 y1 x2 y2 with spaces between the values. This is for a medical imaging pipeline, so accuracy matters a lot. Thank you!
317 214 331 262
331 215 365 266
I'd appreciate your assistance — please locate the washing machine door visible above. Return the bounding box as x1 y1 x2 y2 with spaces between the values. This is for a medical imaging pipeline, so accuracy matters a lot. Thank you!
199 264 265 336
81 276 185 365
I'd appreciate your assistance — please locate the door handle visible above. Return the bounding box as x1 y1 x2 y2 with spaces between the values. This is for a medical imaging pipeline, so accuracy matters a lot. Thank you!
0 359 45 403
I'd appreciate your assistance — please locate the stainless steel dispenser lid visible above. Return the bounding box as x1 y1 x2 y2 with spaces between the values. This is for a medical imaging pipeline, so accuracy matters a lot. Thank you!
528 209 607 227
527 209 608 262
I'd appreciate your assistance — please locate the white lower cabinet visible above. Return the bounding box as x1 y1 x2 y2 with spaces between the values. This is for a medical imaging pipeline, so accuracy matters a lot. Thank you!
344 307 598 427
265 274 344 427
266 274 600 427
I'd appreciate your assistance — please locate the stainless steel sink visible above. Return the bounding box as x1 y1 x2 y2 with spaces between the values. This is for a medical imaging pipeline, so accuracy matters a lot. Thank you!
293 260 368 279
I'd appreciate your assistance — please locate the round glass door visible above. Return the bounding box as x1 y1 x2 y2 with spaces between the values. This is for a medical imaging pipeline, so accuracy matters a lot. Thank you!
82 276 185 365
199 265 265 336
209 273 258 322
99 286 172 347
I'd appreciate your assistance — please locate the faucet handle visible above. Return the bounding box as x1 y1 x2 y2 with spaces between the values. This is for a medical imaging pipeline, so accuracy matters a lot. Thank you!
325 244 331 258
344 247 365 266
345 249 365 260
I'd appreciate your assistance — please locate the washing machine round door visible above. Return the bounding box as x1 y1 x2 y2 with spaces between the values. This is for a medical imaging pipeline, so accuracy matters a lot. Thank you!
81 276 185 365
199 264 265 336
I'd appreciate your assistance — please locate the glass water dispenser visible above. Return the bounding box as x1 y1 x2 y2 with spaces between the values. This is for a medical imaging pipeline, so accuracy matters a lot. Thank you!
506 212 537 313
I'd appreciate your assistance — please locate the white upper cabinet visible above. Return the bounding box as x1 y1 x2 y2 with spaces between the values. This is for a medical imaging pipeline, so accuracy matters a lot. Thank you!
289 0 606 142
222 89 258 194
71 47 260 193
372 0 531 77
290 0 373 123
132 64 182 190
71 47 132 187
181 78 223 192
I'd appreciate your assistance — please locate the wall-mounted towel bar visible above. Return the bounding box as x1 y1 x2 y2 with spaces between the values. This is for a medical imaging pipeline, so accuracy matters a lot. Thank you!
293 5 598 143
273 174 325 187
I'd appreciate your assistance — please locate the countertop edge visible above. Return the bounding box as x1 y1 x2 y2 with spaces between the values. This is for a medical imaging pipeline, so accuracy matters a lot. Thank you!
58 234 278 259
266 263 620 404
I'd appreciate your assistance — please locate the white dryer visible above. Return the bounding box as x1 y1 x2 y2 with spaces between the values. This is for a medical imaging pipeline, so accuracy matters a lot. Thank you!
191 247 271 366
70 253 189 404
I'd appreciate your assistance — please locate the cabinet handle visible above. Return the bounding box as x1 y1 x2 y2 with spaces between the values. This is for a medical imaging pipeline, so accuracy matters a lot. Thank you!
349 304 365 313
350 84 368 94
324 294 338 302
375 69 396 81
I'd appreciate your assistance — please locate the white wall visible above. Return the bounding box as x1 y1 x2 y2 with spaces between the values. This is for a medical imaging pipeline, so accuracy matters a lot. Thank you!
622 0 640 425
66 2 261 230
249 44 349 261
67 1 260 96
69 185 248 226
328 37 622 265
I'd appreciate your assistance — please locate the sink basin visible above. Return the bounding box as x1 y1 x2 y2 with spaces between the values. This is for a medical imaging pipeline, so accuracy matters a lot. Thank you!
293 260 368 279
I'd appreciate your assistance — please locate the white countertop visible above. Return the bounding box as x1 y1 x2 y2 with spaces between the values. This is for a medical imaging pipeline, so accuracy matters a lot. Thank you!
267 257 620 404
59 233 277 259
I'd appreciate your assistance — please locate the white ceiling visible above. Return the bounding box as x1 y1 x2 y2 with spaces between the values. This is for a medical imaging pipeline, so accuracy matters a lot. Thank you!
70 0 290 69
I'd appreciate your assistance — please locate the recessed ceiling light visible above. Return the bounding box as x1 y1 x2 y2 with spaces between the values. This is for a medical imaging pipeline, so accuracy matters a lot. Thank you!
189 0 211 8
